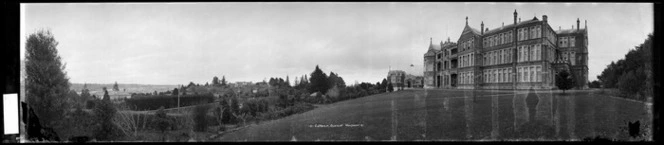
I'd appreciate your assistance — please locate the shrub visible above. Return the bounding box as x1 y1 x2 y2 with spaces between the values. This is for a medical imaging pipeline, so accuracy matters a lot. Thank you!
86 99 97 109
555 70 575 93
93 100 119 141
617 68 646 100
154 107 172 141
192 105 210 132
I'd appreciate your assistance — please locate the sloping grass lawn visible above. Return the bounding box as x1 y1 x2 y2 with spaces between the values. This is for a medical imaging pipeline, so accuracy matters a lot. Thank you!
218 89 652 141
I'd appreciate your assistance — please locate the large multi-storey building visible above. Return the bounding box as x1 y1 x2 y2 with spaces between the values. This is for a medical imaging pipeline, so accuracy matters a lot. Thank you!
424 10 588 90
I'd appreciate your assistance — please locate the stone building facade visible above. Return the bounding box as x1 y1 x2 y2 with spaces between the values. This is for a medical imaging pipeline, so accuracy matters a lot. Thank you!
423 10 589 90
387 70 424 90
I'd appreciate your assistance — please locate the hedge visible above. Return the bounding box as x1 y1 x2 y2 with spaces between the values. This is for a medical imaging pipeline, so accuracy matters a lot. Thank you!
125 94 214 111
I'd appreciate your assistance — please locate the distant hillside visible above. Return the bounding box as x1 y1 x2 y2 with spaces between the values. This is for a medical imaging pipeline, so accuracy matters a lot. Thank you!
70 83 178 94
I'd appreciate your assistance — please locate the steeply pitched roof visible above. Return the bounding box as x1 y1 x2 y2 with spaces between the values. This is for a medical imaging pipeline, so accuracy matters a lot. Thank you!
555 28 587 35
428 43 442 51
424 49 437 56
462 25 481 35
483 18 540 35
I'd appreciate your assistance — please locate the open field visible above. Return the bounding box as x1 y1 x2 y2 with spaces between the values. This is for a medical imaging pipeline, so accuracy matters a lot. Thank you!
218 89 652 141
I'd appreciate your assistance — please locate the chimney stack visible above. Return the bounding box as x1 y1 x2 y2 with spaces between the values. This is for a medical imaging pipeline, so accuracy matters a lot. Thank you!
519 18 521 23
542 15 548 23
485 28 489 32
572 25 574 30
559 26 561 31
577 18 580 31
513 9 518 25
585 20 587 29
466 16 468 25
430 37 432 45
502 22 504 27
481 21 484 35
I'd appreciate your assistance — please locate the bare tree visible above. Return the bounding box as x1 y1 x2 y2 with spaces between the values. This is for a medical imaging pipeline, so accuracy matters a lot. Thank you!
112 104 141 138
214 104 225 131
232 112 249 126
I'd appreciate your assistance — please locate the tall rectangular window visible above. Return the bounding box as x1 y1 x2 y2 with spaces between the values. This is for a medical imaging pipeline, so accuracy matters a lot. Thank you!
537 25 542 38
465 55 468 67
486 71 489 83
492 70 496 83
499 69 504 83
517 47 521 62
468 54 473 66
493 36 497 46
525 67 530 82
504 69 508 83
524 67 528 82
537 44 542 60
518 67 522 82
501 69 505 83
531 26 536 39
487 70 490 83
524 46 529 62
530 45 535 61
536 66 542 82
523 46 527 62
512 31 515 42
571 52 576 65
503 49 507 63
570 36 576 47
530 66 535 83
498 50 502 64
500 33 504 44
508 69 512 82
494 51 498 65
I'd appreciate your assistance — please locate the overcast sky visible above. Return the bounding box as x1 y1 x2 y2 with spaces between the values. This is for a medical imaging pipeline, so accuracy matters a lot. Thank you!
20 2 653 85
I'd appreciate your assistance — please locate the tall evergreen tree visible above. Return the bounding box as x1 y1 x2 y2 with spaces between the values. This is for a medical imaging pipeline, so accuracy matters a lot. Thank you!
113 81 119 91
94 87 117 140
102 87 111 101
221 76 227 86
308 65 330 94
212 76 220 86
381 78 388 91
25 29 71 129
172 88 179 96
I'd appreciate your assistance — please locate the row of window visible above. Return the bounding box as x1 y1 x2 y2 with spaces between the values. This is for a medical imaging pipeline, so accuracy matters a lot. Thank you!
562 51 576 65
484 47 513 66
459 53 474 68
517 65 543 83
483 31 514 48
518 25 543 41
558 36 576 48
459 38 475 52
517 44 543 62
459 71 475 85
483 68 513 83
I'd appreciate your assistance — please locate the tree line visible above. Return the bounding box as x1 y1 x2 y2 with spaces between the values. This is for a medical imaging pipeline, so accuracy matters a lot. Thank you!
596 34 653 101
